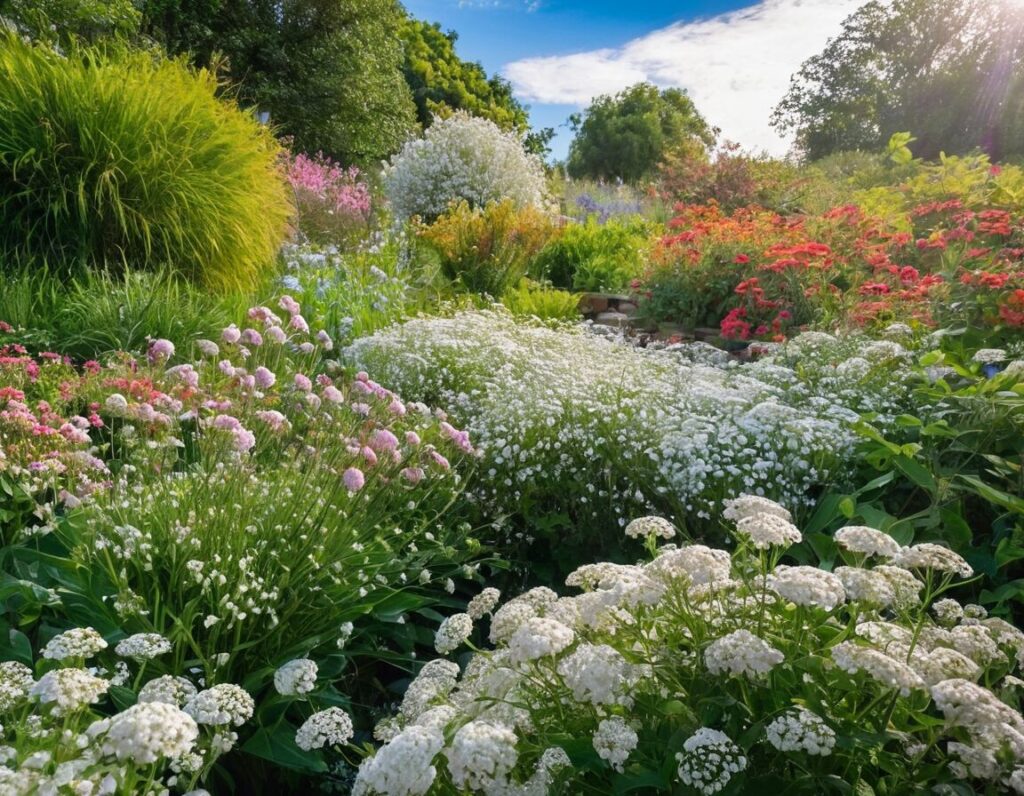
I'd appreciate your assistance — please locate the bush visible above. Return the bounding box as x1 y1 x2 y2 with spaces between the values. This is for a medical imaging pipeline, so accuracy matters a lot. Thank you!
501 279 581 322
417 200 555 297
383 111 547 223
345 312 907 572
354 498 1024 795
284 151 373 246
530 217 652 293
0 36 291 290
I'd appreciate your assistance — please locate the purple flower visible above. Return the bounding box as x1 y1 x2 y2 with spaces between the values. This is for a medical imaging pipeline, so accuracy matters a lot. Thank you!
222 325 241 344
254 366 276 389
401 467 425 485
147 338 175 364
343 467 365 492
368 428 399 453
294 373 313 392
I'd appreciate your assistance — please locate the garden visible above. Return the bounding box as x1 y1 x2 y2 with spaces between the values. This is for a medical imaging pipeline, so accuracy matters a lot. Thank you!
1 1 1024 794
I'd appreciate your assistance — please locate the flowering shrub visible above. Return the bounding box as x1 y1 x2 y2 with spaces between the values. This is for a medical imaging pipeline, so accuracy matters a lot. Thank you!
352 497 1024 794
284 151 373 246
530 216 652 293
346 312 912 568
417 200 555 297
383 112 547 223
0 631 251 794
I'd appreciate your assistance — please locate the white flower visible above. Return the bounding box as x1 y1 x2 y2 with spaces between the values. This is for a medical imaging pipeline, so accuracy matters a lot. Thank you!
138 675 197 707
624 516 677 540
30 669 109 715
114 633 171 661
770 566 845 611
184 684 254 726
872 565 923 609
765 709 835 756
592 717 638 772
400 660 461 722
722 495 792 524
973 348 1007 364
507 618 575 664
489 601 537 645
895 543 973 578
735 513 802 549
704 630 784 679
467 588 501 620
676 727 747 795
931 678 1024 732
831 642 925 696
353 725 444 796
646 545 732 587
435 613 474 655
274 658 318 696
834 526 903 559
834 567 895 606
446 720 518 792
557 643 636 706
932 597 964 626
295 708 354 751
41 627 108 660
0 662 33 711
100 702 198 764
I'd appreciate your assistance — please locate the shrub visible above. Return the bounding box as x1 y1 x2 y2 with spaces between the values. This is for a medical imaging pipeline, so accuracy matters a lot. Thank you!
530 217 651 293
383 112 547 223
284 151 373 246
0 36 291 290
353 498 1024 795
345 312 912 572
417 200 555 297
501 279 581 322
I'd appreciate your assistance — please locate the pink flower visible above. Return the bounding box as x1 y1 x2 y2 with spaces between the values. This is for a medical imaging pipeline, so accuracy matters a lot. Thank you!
248 306 282 326
233 427 256 452
316 330 333 350
196 339 219 358
298 342 315 355
351 402 370 416
352 380 373 395
361 446 378 466
369 428 399 453
212 414 241 431
255 410 289 432
241 328 263 346
294 373 312 392
440 422 474 454
266 326 287 344
429 450 450 471
253 366 276 389
166 364 199 389
290 315 310 334
217 360 236 376
405 431 421 446
147 338 175 364
323 385 343 403
222 325 241 344
356 371 369 383
388 400 406 416
279 295 301 316
343 467 365 492
401 467 425 485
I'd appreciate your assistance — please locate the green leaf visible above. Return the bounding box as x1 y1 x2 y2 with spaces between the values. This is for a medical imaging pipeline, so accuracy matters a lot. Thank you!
241 726 328 774
958 475 1024 515
893 455 936 492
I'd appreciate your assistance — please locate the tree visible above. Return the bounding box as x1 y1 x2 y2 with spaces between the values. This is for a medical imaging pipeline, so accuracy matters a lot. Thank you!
566 83 714 183
400 19 553 157
0 0 141 44
141 0 419 164
772 0 1024 162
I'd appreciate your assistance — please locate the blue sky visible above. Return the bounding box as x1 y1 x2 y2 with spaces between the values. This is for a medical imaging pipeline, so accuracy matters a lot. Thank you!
403 0 868 160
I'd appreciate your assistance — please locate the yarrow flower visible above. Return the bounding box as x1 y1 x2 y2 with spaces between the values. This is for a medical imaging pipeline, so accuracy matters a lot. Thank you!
274 658 318 696
592 717 638 772
353 724 444 796
557 643 636 706
834 526 903 559
507 617 575 664
624 516 677 540
184 684 254 726
100 702 198 764
973 348 1007 364
704 629 784 679
770 566 845 611
676 727 747 795
295 708 354 751
766 709 835 756
831 641 925 696
723 495 792 524
30 668 109 715
467 588 501 620
41 627 108 660
138 675 197 707
0 661 34 711
735 513 802 549
114 633 172 661
435 613 474 655
895 543 973 578
446 720 518 792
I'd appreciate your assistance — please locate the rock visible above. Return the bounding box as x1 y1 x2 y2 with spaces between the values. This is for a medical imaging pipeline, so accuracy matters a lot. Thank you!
595 311 630 328
581 295 609 314
617 301 639 315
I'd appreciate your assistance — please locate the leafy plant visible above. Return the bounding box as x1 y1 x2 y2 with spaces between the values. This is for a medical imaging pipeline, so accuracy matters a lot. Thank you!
501 279 581 321
530 217 651 293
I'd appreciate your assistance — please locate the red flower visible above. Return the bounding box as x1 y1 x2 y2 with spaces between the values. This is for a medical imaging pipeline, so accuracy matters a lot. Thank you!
734 254 750 264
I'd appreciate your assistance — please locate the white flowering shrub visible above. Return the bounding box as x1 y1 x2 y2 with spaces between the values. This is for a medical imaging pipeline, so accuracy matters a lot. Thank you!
345 496 1024 794
0 632 250 794
347 311 909 564
383 112 547 222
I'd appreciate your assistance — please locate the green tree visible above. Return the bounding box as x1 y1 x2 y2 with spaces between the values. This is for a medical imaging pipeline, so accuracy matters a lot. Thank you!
566 82 714 183
141 0 418 163
0 0 141 44
400 19 553 157
772 0 1024 161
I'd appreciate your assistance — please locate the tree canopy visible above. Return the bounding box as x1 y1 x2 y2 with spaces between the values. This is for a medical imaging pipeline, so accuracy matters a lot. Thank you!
772 0 1024 162
0 0 141 44
566 83 714 183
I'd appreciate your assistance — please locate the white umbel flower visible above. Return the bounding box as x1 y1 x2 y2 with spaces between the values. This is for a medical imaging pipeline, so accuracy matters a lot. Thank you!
274 658 318 696
831 642 925 696
114 633 172 661
138 675 197 707
100 702 198 764
467 588 501 620
624 516 677 540
895 543 973 578
558 643 636 706
507 618 575 664
30 668 109 715
735 513 802 549
435 614 474 655
765 709 835 756
353 725 444 796
592 716 638 772
973 348 1007 364
0 662 33 711
184 684 254 726
295 708 354 750
446 720 518 792
833 526 903 559
41 627 108 660
834 567 895 606
676 727 747 795
704 630 784 679
723 495 792 524
770 566 845 611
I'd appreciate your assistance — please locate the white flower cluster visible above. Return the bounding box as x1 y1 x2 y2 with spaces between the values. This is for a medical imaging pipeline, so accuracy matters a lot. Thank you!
295 708 354 751
507 618 575 664
114 633 171 661
99 702 199 764
183 684 254 726
274 658 318 696
676 727 747 795
704 629 784 679
765 708 835 756
624 516 677 540
592 717 638 772
468 588 501 620
383 112 547 222
138 675 198 706
30 668 109 715
436 614 474 655
0 662 33 711
770 566 846 611
40 627 108 661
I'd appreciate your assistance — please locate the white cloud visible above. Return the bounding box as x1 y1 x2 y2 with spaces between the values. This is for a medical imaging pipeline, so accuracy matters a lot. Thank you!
503 0 867 155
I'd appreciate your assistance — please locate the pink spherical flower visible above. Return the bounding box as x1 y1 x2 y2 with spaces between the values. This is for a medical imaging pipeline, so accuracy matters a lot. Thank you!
254 367 276 389
361 446 378 466
401 467 425 485
147 338 175 364
405 431 421 446
279 295 301 315
241 328 263 347
290 315 310 334
266 326 287 344
316 330 333 350
342 467 365 492
294 373 313 392
298 342 315 355
222 325 242 344
323 385 344 403
368 428 399 453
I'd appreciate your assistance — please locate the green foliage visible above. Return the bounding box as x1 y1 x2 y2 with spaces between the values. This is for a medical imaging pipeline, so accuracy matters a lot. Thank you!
530 217 651 292
773 0 1024 161
501 279 581 322
417 200 555 297
0 37 291 291
141 0 418 163
567 82 714 183
0 0 141 44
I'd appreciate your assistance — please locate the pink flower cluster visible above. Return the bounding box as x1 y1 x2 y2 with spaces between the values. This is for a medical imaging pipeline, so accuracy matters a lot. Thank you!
286 152 372 243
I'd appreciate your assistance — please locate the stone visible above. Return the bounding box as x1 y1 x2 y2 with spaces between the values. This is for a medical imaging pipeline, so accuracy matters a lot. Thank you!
617 301 639 316
595 311 630 328
581 295 609 314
